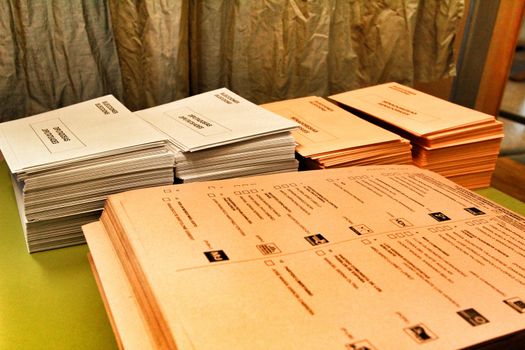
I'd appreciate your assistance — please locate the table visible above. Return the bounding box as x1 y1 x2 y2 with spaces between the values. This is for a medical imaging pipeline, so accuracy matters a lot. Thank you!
0 161 117 350
1 160 525 349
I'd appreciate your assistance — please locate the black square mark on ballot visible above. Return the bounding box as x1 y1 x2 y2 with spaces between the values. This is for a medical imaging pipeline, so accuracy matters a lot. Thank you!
305 234 329 246
504 297 525 313
464 207 485 216
404 323 437 343
345 339 377 350
429 212 450 222
257 243 281 255
204 250 229 263
457 308 489 326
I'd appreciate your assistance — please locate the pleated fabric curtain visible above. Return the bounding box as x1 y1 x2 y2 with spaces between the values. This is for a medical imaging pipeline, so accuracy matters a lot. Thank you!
107 0 190 111
0 1 123 121
0 0 464 122
190 0 464 104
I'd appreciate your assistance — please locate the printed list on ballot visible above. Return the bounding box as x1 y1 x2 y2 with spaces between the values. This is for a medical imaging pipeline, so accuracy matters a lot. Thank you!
117 165 525 349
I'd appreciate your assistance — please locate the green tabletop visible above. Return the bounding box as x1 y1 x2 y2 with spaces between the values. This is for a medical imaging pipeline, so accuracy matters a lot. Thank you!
0 161 117 350
1 160 524 350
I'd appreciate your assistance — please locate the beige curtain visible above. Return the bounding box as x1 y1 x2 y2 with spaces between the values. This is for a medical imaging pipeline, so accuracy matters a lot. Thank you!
190 0 464 104
0 0 464 121
108 0 190 111
0 1 122 121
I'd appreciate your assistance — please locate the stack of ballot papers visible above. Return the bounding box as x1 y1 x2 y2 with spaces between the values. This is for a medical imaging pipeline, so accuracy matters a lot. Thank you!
84 165 525 349
0 95 175 252
136 88 299 182
330 82 503 189
261 96 412 169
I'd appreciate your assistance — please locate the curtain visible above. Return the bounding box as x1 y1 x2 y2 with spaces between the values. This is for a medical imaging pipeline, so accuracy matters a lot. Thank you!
108 0 190 111
191 0 464 103
0 0 464 122
0 1 122 121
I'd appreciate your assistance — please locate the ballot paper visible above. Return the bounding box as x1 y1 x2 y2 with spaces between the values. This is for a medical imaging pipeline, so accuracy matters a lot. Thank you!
90 165 525 350
0 95 174 252
85 221 196 350
136 88 298 152
136 88 298 182
0 96 168 174
172 133 298 182
329 83 501 140
262 96 412 169
329 83 503 188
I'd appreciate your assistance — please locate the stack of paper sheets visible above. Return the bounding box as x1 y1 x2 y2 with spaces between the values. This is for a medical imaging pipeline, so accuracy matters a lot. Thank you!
85 165 525 349
136 88 299 182
262 96 412 169
0 95 174 252
329 83 503 189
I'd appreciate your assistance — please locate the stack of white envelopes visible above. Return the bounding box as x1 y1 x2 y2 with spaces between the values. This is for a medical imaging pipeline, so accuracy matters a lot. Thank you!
330 82 503 189
0 95 174 252
136 88 299 182
262 96 412 169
